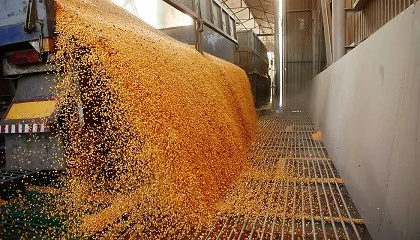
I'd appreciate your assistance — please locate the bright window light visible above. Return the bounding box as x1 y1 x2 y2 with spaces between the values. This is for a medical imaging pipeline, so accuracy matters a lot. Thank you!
110 0 192 29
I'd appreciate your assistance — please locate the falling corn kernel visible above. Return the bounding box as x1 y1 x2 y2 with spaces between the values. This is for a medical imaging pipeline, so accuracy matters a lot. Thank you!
52 0 257 237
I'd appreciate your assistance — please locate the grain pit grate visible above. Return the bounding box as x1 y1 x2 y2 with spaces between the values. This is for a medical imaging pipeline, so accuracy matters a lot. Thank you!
195 111 371 240
0 169 36 185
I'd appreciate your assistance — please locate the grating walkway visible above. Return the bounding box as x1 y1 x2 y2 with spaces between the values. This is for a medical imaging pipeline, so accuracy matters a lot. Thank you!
196 111 372 240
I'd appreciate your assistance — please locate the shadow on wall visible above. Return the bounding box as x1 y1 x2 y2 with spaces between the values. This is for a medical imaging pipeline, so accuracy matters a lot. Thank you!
283 83 312 111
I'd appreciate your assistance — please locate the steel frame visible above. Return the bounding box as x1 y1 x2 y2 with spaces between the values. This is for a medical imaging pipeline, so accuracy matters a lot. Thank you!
221 0 275 51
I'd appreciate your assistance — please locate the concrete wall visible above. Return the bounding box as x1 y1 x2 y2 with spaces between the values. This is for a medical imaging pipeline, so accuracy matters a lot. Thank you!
310 3 420 240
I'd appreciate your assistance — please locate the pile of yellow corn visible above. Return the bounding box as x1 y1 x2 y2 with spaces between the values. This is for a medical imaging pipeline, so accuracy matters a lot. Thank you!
53 0 257 237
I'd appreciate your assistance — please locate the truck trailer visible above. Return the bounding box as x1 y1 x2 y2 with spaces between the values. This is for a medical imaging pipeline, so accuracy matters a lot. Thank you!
0 0 65 171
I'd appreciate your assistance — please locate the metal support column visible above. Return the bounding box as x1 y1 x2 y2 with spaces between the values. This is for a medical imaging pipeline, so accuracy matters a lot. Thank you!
321 0 333 66
312 1 322 77
194 0 203 53
273 0 280 110
332 0 345 62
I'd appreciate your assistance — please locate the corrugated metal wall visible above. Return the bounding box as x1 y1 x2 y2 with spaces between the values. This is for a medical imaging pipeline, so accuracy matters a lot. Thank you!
283 0 315 110
282 0 416 110
345 0 416 47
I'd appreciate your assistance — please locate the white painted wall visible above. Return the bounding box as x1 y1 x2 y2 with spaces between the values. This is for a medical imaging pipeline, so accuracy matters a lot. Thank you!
310 3 420 240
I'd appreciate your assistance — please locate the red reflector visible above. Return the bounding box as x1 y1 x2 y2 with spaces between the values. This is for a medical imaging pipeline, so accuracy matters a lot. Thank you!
6 49 42 65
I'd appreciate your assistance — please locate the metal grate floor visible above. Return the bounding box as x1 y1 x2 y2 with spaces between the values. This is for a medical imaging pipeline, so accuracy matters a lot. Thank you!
0 168 36 185
195 111 372 240
0 111 372 239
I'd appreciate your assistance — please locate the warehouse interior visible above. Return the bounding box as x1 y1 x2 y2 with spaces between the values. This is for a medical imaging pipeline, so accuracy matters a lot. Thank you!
0 0 419 239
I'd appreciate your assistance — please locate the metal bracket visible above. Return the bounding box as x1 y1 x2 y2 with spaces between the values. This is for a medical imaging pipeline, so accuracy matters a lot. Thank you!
28 33 44 62
24 0 38 32
29 33 43 53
